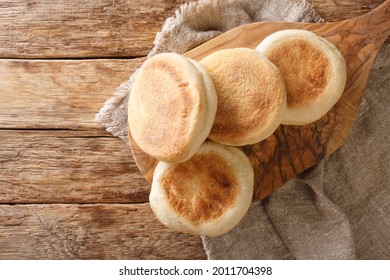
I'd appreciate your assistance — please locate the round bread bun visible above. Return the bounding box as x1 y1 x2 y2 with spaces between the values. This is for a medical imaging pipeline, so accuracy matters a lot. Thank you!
128 53 217 163
150 141 254 237
256 29 347 125
199 48 286 146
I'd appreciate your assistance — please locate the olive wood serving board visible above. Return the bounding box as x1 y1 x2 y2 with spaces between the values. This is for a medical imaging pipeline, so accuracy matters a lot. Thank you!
129 0 390 201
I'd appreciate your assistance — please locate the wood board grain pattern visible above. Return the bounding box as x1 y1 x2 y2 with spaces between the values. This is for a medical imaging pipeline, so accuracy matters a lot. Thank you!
0 0 191 58
0 0 384 58
0 130 149 203
0 59 144 130
0 204 206 259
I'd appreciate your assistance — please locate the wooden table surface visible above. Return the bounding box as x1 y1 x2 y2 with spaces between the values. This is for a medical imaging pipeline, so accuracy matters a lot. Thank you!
0 0 386 260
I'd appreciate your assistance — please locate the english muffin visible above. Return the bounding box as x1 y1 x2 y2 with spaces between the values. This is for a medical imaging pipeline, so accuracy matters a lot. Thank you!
150 141 254 237
256 29 347 125
200 48 286 146
128 53 217 163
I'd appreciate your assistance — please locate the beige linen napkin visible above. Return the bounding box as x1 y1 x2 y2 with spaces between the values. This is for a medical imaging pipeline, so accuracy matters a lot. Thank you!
95 0 390 259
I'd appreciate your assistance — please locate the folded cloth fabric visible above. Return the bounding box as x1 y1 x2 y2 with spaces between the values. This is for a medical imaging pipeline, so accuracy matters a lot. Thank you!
95 0 390 259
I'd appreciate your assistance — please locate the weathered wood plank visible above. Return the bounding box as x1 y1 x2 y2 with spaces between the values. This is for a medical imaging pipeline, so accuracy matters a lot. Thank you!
311 0 384 21
0 0 190 58
0 203 206 259
0 0 384 58
0 59 143 130
0 130 150 203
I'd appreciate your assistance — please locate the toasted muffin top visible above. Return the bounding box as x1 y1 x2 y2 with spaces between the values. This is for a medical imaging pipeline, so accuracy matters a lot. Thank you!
150 142 254 237
256 29 347 125
200 48 286 146
128 53 216 162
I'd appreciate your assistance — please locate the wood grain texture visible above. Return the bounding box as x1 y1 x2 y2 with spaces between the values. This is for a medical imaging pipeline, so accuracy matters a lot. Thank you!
311 0 385 20
130 0 390 200
0 0 384 58
0 58 144 129
0 0 191 58
0 130 149 203
0 204 206 259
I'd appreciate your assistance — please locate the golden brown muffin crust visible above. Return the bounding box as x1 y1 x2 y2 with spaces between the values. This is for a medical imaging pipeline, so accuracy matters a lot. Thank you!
160 152 239 224
129 54 204 161
200 48 285 144
266 38 331 108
